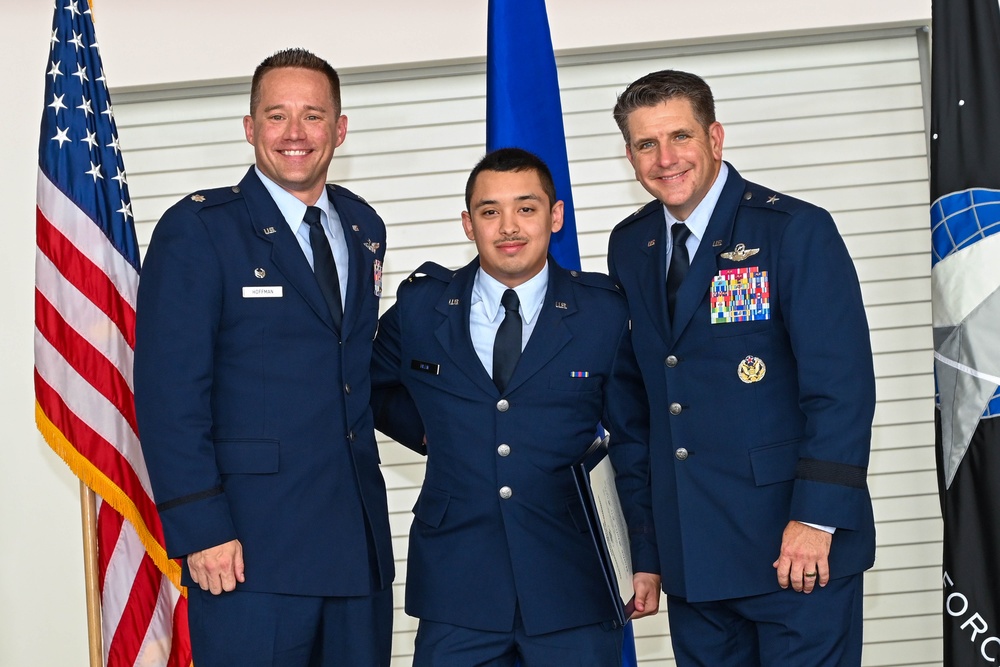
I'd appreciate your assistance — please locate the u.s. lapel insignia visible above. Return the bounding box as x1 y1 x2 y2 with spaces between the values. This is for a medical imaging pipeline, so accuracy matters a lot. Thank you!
190 194 206 202
448 298 460 306
254 268 266 279
555 301 568 310
737 355 766 383
720 243 760 262
352 225 360 232
263 226 277 235
712 240 723 247
373 259 383 297
364 239 381 254
647 239 656 247
767 194 780 204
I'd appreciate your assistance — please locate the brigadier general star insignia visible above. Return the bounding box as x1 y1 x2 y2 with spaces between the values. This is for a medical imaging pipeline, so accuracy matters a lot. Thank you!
190 194 206 202
720 243 760 262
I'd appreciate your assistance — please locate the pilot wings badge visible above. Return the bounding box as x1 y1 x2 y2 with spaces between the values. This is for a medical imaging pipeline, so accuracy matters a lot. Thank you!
720 243 760 262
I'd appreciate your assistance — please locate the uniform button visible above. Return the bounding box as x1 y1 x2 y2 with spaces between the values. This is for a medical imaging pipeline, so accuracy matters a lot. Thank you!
499 486 513 499
347 431 356 442
497 444 511 457
497 399 510 412
344 384 351 394
675 448 689 461
665 355 678 368
669 402 683 415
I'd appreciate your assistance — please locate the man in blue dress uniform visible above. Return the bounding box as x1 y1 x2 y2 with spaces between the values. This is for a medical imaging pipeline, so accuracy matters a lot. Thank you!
372 148 660 666
607 70 876 666
135 49 393 666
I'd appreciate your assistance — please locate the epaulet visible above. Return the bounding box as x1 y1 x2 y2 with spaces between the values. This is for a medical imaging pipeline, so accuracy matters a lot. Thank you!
612 199 660 231
567 268 619 293
405 261 454 284
177 184 243 210
330 184 376 212
738 182 807 214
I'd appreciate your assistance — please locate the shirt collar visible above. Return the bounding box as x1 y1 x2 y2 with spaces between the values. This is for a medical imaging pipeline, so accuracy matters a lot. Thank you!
255 166 333 235
472 262 549 325
662 161 729 243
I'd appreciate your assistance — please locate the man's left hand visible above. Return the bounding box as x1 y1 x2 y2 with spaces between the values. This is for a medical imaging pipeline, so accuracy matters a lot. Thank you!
772 521 831 593
630 572 661 619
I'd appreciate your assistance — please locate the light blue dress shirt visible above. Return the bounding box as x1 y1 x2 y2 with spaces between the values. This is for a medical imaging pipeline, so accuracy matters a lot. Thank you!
256 166 349 306
469 263 548 380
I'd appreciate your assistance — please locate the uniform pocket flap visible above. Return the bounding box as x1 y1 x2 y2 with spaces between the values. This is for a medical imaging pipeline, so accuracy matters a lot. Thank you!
214 439 280 474
749 439 799 486
412 486 450 528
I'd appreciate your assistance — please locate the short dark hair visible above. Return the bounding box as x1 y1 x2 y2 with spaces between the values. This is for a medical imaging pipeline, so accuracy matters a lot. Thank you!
465 148 558 211
613 70 716 145
249 48 341 116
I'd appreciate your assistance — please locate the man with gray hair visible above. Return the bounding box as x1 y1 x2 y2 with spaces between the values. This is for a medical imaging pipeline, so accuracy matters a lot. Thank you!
607 69 876 666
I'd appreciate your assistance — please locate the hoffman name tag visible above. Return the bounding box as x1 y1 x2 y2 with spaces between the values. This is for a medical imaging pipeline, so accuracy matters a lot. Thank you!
242 286 284 298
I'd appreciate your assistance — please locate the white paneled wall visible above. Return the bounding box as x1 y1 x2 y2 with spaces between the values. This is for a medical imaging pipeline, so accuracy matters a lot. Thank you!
113 26 938 666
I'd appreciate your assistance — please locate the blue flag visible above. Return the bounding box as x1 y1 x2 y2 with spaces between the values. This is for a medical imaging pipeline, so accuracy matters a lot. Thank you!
486 0 581 270
487 2 639 664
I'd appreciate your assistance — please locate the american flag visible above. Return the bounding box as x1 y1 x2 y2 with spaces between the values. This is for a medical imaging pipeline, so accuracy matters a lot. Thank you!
34 2 191 665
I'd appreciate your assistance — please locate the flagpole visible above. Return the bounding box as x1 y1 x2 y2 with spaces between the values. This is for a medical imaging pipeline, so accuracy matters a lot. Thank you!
78 2 104 664
80 483 103 667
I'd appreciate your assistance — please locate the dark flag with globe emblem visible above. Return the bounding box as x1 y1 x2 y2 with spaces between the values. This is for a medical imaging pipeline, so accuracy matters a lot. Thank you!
931 0 1000 663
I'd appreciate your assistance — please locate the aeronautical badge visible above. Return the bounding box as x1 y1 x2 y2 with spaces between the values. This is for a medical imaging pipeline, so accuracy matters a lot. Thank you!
710 267 770 324
737 355 766 383
373 259 383 297
720 243 760 262
190 194 206 202
364 239 381 254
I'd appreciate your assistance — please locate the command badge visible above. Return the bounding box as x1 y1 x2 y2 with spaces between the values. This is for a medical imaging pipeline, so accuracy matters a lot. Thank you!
737 355 766 383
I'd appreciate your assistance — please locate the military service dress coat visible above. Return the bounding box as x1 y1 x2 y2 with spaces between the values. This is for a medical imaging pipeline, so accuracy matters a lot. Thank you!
134 167 393 596
608 163 876 603
371 258 658 636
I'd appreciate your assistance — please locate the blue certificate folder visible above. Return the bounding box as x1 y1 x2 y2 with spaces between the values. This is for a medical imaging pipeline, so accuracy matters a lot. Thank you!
572 435 636 627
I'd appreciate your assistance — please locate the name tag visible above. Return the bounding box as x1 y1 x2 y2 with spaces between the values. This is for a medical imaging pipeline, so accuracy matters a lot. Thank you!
411 359 441 375
242 286 284 298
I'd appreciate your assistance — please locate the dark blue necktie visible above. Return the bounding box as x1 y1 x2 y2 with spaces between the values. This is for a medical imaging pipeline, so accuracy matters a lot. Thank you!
304 205 343 331
492 289 522 393
666 222 691 321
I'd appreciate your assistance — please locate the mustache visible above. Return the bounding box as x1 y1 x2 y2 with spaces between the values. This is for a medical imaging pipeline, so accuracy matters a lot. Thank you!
493 236 529 246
